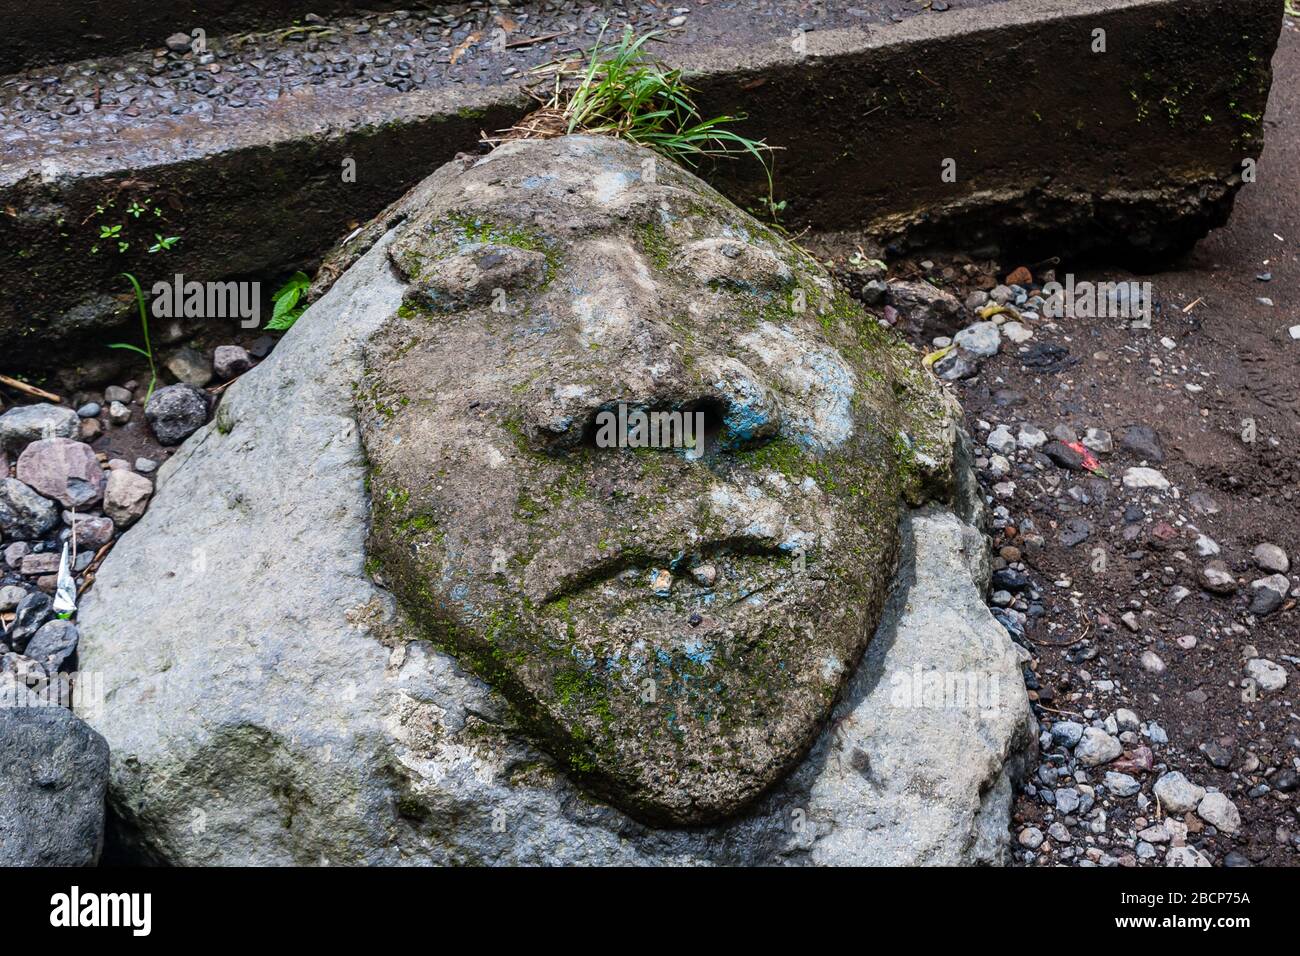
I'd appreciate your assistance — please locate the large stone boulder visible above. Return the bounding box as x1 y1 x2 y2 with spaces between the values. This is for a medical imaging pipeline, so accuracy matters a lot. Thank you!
0 707 109 866
78 136 1034 864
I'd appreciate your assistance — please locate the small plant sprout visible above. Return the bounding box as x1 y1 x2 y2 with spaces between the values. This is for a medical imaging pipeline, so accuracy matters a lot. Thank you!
266 271 312 331
149 234 180 253
504 26 778 210
108 272 159 403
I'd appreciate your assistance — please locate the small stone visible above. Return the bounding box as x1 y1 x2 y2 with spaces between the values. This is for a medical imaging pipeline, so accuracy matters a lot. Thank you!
1201 740 1233 769
1121 611 1140 632
0 403 79 451
1165 846 1211 867
1137 823 1169 844
1017 425 1047 450
1123 467 1170 491
1252 542 1290 574
103 470 154 529
213 345 254 380
7 590 53 652
1082 428 1113 454
134 457 159 474
20 553 60 576
1050 720 1084 748
1199 561 1237 595
16 438 105 508
1104 771 1140 797
108 401 132 425
1114 709 1140 732
1075 727 1122 767
103 385 133 404
1196 792 1241 834
953 322 1001 358
690 564 717 587
1002 321 1033 344
1017 826 1044 849
0 584 27 611
649 569 673 597
76 403 101 419
0 478 59 539
68 514 114 549
145 384 210 446
1055 787 1081 814
1244 658 1287 693
1140 650 1166 674
23 619 80 673
1048 822 1071 843
4 541 28 567
1120 425 1164 462
164 347 214 387
165 32 192 52
1153 771 1205 813
986 425 1016 455
1194 534 1220 557
1043 441 1085 471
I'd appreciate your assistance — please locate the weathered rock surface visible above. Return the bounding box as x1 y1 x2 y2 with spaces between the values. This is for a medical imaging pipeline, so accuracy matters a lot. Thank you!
144 384 210 446
0 403 79 451
0 477 59 540
79 136 1033 864
0 707 109 866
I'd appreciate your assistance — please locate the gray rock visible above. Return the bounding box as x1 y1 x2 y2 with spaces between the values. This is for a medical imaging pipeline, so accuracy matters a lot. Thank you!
0 477 59 539
1244 657 1287 693
0 707 108 865
76 403 101 419
15 437 104 508
1165 846 1211 867
164 347 213 388
1196 792 1241 834
1050 720 1084 748
886 279 964 338
1200 561 1237 595
164 32 192 52
24 620 79 672
77 139 1034 864
144 384 210 446
1055 787 1081 814
1120 424 1163 462
1103 771 1140 797
1252 542 1290 574
1082 428 1113 453
103 386 133 404
987 425 1016 455
102 470 153 529
0 403 79 451
1249 574 1291 617
1153 771 1205 813
953 321 1001 358
1018 826 1044 849
68 513 114 549
213 345 254 380
7 590 52 652
108 401 132 425
0 584 26 612
1075 727 1122 767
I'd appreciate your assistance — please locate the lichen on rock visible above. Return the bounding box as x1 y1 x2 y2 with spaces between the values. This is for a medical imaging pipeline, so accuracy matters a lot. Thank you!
359 134 959 824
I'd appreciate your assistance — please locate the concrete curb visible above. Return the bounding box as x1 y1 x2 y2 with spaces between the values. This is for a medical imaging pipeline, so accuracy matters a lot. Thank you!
0 0 1283 373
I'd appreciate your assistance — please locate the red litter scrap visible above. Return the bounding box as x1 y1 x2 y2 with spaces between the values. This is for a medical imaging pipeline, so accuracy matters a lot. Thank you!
1065 441 1106 475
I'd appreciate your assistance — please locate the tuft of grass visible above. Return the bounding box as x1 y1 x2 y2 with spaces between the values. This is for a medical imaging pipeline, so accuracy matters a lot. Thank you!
107 272 158 403
519 26 777 204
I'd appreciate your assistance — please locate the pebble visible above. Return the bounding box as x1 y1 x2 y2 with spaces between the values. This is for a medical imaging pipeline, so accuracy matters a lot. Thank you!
1104 771 1140 797
1075 727 1122 767
76 403 101 419
135 457 159 474
23 619 80 673
0 477 60 539
15 438 104 508
104 385 133 404
108 401 132 425
1017 425 1047 450
144 384 211 446
213 345 254 380
1123 467 1170 491
1017 826 1044 849
1244 657 1288 693
1196 792 1241 834
953 322 1001 357
986 425 1016 455
0 403 79 451
0 584 27 611
1082 428 1113 453
1153 771 1205 813
1165 846 1212 867
1050 720 1084 748
1120 425 1163 462
103 470 155 528
1252 542 1290 574
1140 651 1166 674
1199 561 1237 595
1055 787 1081 814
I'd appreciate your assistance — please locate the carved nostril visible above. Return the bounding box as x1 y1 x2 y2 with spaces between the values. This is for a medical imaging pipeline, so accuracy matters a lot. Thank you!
700 357 782 451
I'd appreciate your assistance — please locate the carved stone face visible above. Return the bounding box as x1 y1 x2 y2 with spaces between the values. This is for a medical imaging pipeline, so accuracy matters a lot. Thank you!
360 135 956 825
